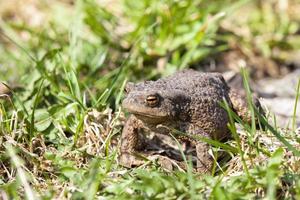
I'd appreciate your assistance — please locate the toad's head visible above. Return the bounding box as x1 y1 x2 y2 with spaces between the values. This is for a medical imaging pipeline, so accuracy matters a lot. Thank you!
122 82 190 124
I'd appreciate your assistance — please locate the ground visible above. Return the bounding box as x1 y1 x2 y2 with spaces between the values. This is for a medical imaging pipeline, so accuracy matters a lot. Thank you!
0 0 300 199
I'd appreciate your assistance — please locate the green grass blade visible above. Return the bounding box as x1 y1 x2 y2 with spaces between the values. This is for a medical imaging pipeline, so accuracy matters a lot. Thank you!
222 99 250 178
0 30 36 62
171 128 238 154
168 132 197 199
29 79 45 138
6 145 37 200
292 78 300 132
254 106 300 157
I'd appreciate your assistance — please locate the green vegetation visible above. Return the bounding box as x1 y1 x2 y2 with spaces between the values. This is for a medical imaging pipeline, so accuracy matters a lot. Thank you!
0 0 299 199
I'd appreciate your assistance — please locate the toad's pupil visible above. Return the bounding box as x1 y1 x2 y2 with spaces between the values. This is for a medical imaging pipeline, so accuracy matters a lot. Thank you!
147 96 157 101
146 95 159 106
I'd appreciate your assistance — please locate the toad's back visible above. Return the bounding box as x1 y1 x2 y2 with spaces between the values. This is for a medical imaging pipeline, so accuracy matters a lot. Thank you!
155 70 232 138
152 70 231 99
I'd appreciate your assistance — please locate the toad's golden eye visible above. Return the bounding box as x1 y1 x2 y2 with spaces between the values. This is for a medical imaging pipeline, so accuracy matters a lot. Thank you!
124 82 134 94
124 87 129 94
146 94 159 107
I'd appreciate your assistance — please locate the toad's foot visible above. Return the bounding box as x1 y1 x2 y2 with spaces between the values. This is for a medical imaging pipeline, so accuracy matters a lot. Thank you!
119 153 145 168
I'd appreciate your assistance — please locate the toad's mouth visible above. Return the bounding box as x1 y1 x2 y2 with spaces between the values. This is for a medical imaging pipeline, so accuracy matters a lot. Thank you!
128 110 168 119
131 112 170 124
124 108 169 123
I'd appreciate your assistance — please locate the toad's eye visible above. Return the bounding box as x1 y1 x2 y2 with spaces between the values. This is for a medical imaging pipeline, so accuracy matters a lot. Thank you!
124 82 134 94
145 94 160 107
124 87 129 94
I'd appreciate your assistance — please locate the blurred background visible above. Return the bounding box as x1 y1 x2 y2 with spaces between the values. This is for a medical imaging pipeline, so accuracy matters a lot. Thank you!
0 0 299 125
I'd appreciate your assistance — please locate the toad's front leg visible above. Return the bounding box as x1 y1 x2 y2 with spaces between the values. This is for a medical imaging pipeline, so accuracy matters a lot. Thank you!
196 141 213 173
119 115 145 167
192 129 214 173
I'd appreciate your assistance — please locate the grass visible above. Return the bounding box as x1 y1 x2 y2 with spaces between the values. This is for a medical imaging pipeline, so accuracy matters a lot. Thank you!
0 0 300 199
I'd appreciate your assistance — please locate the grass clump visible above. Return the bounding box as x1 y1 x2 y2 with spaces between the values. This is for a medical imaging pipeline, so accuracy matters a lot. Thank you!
0 0 300 199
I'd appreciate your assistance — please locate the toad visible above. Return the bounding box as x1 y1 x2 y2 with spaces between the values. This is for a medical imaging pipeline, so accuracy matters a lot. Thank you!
120 70 263 173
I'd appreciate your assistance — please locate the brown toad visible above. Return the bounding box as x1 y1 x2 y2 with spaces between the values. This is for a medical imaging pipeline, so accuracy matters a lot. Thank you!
120 69 263 173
